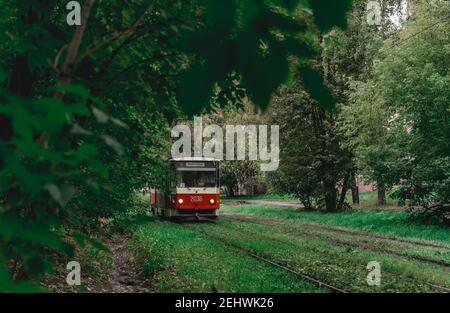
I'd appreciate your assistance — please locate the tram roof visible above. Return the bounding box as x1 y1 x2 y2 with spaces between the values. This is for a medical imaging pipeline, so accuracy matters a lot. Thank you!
169 157 221 162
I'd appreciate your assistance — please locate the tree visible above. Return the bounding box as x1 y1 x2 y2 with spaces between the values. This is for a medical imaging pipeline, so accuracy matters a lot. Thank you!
267 84 351 211
341 0 449 222
324 0 407 205
0 0 197 290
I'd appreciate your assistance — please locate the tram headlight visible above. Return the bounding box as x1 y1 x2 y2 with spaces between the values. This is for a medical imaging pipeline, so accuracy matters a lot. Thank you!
178 198 184 204
209 198 215 205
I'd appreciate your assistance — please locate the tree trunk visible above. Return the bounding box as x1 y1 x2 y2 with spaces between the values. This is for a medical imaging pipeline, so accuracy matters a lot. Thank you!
337 171 351 210
377 185 386 205
226 186 234 197
57 0 95 95
324 180 337 212
337 188 347 211
302 197 314 211
351 176 360 205
352 186 360 204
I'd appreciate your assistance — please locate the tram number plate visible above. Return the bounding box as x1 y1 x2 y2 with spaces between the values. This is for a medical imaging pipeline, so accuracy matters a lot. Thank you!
190 195 203 202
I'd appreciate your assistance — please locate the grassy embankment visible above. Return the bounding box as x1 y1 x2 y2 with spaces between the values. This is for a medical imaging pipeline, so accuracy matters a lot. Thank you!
127 216 449 292
222 193 297 202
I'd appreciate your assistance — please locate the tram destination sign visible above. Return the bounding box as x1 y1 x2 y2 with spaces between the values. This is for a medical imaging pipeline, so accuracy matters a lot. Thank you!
186 162 205 167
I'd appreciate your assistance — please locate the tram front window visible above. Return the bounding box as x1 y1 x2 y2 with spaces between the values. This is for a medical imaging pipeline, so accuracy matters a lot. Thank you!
177 170 217 188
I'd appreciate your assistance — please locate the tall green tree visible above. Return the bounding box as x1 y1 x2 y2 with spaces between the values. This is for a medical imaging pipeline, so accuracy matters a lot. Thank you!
341 0 449 222
267 83 351 211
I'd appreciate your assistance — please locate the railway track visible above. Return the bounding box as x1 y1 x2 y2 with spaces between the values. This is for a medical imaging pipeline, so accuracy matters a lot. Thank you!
180 219 450 293
216 219 450 293
222 215 450 268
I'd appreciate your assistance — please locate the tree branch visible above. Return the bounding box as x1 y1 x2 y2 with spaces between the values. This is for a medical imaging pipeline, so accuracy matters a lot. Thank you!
76 2 155 63
104 52 177 86
58 0 95 87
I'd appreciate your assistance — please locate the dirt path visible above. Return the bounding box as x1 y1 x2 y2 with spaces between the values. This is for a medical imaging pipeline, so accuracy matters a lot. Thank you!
231 199 406 212
106 234 150 293
235 199 303 208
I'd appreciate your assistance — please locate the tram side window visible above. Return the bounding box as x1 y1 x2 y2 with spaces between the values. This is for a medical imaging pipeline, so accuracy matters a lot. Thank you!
177 170 217 188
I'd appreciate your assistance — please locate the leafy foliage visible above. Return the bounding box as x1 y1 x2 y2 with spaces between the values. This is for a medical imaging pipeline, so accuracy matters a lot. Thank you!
178 0 352 114
0 0 352 290
340 1 450 223
267 84 351 211
0 0 191 290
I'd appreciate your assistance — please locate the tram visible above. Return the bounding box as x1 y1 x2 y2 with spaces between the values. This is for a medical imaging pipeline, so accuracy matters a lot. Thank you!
150 157 220 220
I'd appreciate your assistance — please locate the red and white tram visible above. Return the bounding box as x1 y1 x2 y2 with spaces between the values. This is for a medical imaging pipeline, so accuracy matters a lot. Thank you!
150 157 220 220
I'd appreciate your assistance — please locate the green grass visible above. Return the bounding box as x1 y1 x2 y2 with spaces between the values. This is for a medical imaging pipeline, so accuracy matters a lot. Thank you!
122 194 450 293
221 204 450 244
345 191 397 208
185 219 450 292
128 218 324 293
127 216 450 293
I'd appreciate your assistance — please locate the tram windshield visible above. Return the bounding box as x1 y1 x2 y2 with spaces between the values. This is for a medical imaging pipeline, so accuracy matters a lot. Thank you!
176 170 217 188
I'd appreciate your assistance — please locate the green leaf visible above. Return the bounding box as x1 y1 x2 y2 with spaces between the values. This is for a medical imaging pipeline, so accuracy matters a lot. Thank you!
0 212 74 256
238 40 289 110
74 143 98 159
298 65 335 111
50 84 90 99
0 67 7 83
204 0 237 34
307 0 352 32
110 117 127 128
70 123 93 136
0 254 43 292
179 64 214 116
44 184 76 207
